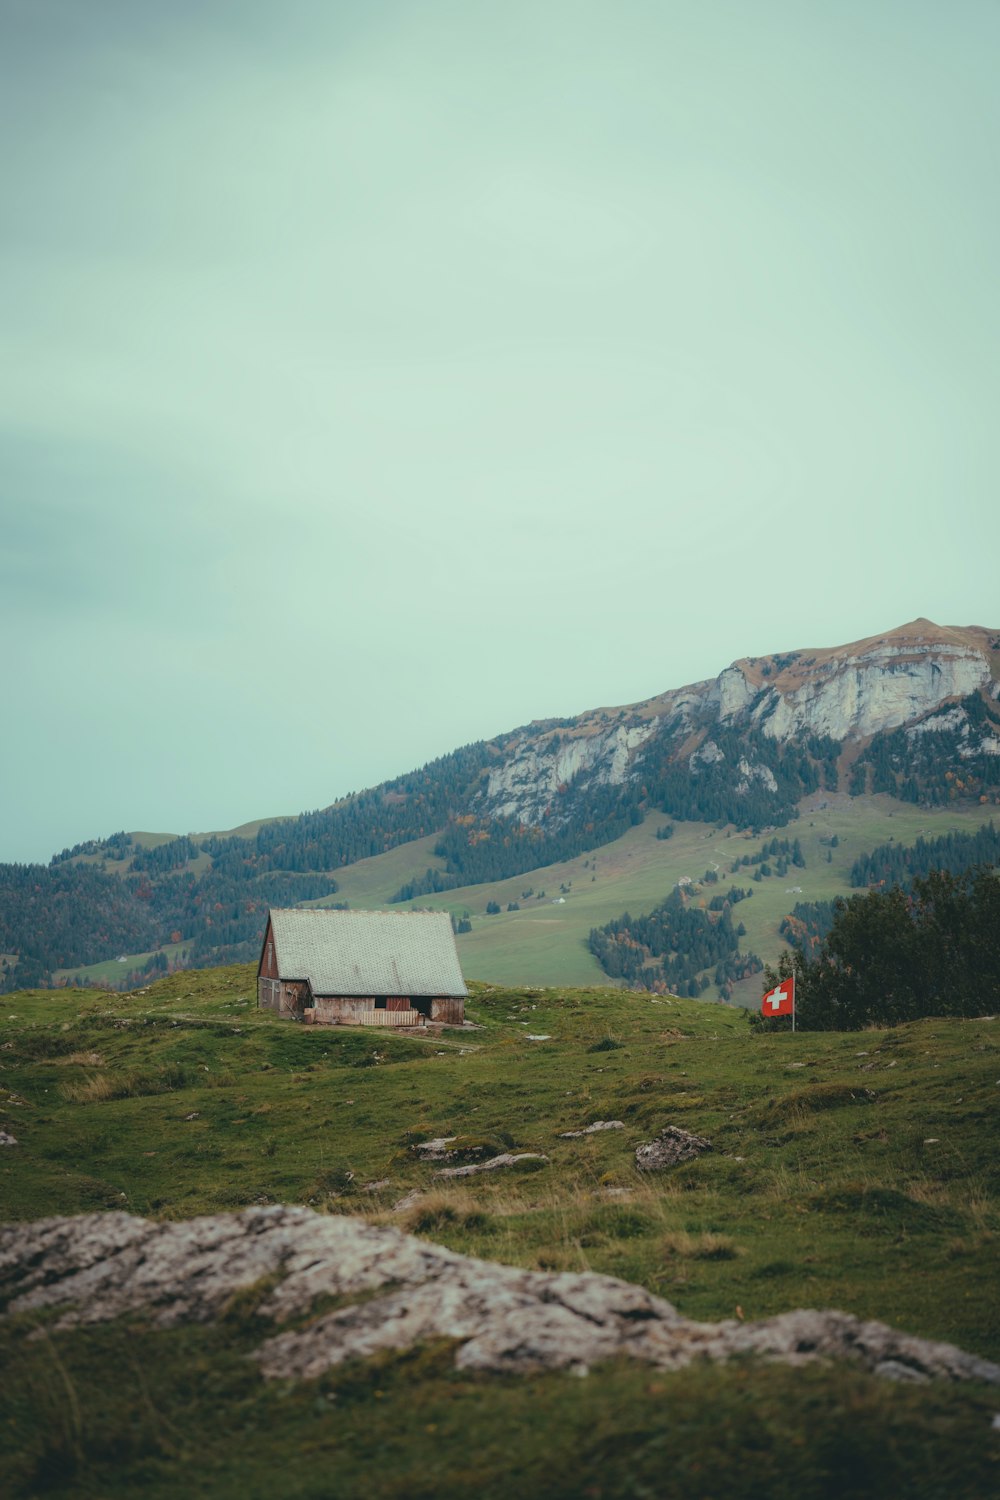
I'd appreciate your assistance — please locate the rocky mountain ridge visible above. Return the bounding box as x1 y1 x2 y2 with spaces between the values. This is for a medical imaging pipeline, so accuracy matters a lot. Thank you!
479 620 1000 828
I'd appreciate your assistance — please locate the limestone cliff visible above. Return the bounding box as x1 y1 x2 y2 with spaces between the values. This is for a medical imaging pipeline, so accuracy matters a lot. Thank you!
476 620 1000 828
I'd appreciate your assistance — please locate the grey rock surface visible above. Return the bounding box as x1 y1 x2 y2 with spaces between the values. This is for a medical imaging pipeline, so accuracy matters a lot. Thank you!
558 1121 625 1138
412 1137 460 1160
434 1152 549 1178
1 1207 997 1386
635 1125 712 1170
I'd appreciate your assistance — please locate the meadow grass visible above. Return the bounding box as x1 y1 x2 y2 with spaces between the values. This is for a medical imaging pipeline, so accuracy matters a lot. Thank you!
1 965 998 1496
309 795 994 994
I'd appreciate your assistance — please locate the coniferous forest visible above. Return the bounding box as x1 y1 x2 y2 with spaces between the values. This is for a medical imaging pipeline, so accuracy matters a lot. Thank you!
588 885 762 999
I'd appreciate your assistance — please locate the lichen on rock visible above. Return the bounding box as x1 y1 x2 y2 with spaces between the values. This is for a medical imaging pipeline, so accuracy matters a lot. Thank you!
1 1206 997 1387
635 1125 712 1170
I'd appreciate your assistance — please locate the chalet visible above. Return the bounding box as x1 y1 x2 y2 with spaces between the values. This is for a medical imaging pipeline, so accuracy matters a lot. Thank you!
257 908 467 1027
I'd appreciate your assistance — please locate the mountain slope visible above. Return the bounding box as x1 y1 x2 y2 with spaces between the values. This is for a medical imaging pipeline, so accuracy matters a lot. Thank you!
3 619 998 987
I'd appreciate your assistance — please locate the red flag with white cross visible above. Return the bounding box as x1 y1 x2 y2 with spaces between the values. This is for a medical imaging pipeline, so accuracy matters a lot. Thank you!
761 976 795 1018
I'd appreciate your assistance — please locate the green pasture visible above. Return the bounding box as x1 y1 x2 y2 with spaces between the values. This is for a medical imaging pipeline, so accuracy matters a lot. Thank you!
378 796 993 996
1 967 998 1496
52 941 190 989
309 832 447 911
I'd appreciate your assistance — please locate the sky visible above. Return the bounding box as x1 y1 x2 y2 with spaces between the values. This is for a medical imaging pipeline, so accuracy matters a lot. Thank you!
2 0 998 863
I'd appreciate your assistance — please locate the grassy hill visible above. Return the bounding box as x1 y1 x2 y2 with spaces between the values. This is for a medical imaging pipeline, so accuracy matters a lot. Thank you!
45 795 996 999
1 967 998 1496
323 794 995 999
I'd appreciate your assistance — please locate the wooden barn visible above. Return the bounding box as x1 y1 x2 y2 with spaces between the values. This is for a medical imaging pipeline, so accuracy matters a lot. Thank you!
257 908 467 1027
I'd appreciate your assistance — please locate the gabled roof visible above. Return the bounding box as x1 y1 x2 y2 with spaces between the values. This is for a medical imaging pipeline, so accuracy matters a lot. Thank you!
264 908 467 998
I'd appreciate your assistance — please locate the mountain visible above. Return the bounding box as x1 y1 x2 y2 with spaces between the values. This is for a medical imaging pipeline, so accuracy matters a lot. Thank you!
479 618 1000 829
2 618 998 989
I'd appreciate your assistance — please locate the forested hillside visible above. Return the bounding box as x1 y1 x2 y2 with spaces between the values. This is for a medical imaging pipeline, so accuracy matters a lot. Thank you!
848 692 1000 804
778 820 1000 957
0 860 337 991
4 620 999 988
588 884 762 998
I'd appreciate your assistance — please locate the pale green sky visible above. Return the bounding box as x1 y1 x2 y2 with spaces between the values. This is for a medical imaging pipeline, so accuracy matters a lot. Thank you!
2 0 998 862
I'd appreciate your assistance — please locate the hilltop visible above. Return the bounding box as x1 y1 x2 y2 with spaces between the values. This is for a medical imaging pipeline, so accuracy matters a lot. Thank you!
2 618 998 992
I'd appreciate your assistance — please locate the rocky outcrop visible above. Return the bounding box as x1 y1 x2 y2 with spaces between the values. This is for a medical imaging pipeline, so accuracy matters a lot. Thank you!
480 721 658 824
558 1121 625 1138
434 1152 548 1178
699 623 996 746
740 644 990 743
412 1137 469 1162
473 621 999 830
635 1126 712 1170
2 1207 997 1385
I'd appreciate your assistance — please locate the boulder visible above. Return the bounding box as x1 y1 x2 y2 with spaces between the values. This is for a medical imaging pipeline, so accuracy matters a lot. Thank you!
635 1126 712 1170
1 1207 997 1386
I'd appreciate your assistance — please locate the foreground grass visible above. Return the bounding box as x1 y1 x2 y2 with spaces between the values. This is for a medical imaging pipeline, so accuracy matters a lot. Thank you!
3 1320 998 1500
1 967 999 1496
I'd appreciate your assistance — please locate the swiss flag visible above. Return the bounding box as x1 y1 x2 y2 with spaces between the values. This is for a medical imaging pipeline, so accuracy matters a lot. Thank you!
761 976 795 1017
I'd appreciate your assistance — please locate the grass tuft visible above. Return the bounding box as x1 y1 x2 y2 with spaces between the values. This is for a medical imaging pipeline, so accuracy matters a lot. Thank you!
660 1229 744 1261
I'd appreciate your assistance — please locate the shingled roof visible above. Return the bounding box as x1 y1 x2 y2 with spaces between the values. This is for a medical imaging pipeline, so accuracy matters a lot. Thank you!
264 909 467 998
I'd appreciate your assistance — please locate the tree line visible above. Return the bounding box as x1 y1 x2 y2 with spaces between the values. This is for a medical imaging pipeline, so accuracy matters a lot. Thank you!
0 860 338 990
849 820 1000 890
761 867 1000 1029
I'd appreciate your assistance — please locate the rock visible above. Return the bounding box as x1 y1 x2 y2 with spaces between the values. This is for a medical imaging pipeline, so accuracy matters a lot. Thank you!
558 1121 625 1139
0 1207 996 1388
413 1137 494 1166
434 1153 549 1179
412 1137 458 1160
482 721 659 826
391 1190 423 1214
635 1126 712 1171
0 1132 17 1147
363 1179 391 1193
